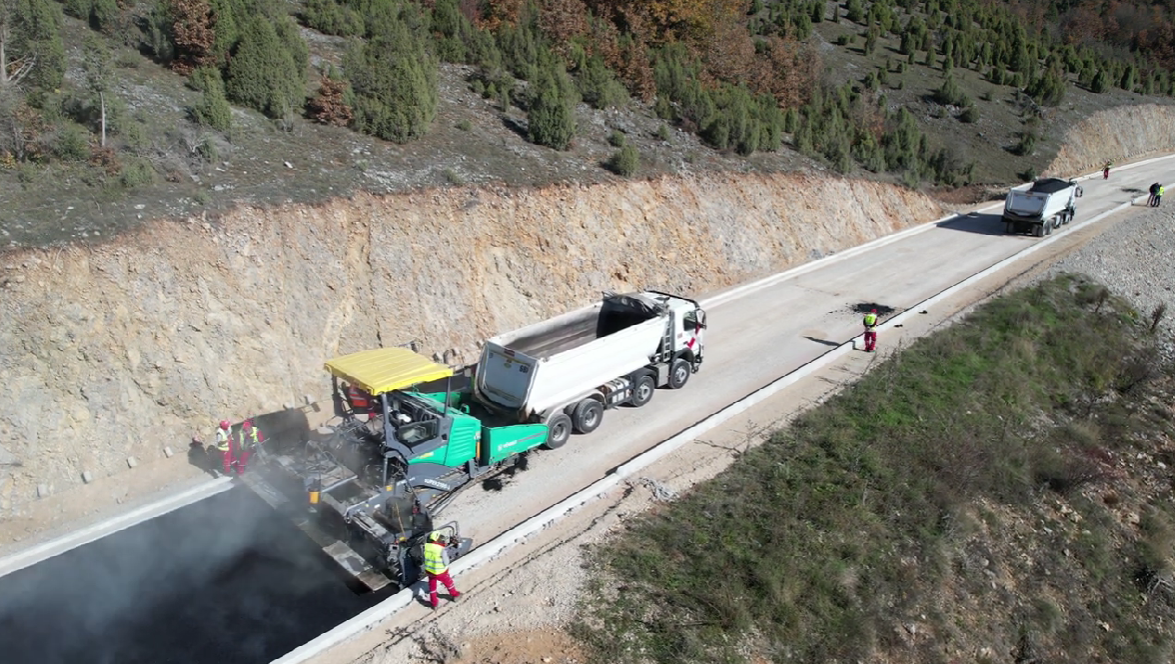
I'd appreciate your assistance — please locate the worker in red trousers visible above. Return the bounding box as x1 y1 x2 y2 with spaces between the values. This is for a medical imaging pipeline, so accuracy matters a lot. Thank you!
423 530 462 610
863 308 879 352
233 419 262 475
215 420 234 476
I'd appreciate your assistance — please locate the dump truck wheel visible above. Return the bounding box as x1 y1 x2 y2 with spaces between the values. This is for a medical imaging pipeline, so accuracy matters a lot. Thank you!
668 358 691 389
1004 222 1013 234
629 374 656 408
544 412 572 449
572 399 604 434
1034 223 1045 237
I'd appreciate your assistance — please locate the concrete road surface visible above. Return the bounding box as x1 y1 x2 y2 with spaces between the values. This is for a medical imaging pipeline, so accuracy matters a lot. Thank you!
0 159 1169 664
439 163 1172 544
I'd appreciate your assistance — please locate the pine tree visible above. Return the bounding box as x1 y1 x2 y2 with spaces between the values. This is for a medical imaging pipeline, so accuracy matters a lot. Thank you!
344 17 438 143
225 15 306 118
1119 65 1136 92
189 66 232 132
0 0 65 90
527 58 577 150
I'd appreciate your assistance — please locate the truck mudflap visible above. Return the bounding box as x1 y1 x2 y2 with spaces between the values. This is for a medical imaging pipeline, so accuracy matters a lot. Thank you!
237 470 395 592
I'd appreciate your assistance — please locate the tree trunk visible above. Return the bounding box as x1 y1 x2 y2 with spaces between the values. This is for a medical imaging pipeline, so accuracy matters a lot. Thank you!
0 27 8 85
99 91 106 148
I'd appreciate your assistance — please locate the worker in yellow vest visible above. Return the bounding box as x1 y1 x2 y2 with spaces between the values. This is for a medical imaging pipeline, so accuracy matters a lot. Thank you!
232 419 262 475
1157 185 1165 207
215 420 234 476
423 530 462 609
863 308 879 352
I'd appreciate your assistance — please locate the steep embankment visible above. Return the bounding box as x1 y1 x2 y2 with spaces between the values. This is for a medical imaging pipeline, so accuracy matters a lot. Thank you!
0 172 941 518
1046 103 1175 176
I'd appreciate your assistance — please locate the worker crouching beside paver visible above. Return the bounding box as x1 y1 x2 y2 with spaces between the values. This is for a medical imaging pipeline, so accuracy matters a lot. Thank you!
423 530 462 609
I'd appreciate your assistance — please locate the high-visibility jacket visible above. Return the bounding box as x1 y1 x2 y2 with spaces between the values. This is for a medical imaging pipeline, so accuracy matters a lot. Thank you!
215 428 231 452
423 541 449 575
1161 187 1166 196
237 426 260 450
863 313 878 329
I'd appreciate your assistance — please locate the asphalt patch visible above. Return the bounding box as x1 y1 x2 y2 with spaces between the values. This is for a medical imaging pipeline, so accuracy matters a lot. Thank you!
850 303 896 315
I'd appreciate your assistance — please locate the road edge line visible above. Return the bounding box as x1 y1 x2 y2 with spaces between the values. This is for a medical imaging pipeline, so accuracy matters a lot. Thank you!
0 477 233 578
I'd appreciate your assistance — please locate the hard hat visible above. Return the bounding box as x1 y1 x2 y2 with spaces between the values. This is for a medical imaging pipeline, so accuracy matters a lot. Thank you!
243 420 253 430
219 420 230 430
871 308 877 313
428 530 445 542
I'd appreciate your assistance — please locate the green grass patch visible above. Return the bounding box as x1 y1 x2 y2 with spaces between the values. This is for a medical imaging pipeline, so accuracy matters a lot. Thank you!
575 275 1175 664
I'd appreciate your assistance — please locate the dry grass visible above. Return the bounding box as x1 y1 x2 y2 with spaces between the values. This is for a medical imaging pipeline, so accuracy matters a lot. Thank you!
575 274 1175 664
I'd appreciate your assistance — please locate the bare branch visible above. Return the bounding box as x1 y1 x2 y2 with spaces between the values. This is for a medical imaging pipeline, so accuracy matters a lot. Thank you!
5 53 33 85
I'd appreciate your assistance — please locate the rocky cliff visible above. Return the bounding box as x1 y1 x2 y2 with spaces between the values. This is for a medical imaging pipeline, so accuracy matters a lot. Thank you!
0 172 942 517
1046 103 1175 176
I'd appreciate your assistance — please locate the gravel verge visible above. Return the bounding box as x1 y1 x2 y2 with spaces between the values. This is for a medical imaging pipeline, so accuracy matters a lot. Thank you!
1044 203 1175 360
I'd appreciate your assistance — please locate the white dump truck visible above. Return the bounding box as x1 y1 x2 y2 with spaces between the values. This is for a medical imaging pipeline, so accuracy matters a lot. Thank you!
1002 177 1081 237
472 290 707 448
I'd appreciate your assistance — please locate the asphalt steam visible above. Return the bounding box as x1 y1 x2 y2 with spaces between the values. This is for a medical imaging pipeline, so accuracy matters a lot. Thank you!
0 487 389 664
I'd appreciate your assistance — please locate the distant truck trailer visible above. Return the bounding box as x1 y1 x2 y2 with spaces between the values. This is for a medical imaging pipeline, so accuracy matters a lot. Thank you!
1002 177 1082 237
473 290 707 448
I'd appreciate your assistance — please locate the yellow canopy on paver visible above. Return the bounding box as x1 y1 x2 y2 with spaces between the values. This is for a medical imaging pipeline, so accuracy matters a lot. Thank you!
323 348 453 396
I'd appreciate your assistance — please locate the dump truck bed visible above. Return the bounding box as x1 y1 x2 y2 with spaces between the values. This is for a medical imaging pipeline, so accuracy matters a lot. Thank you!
477 292 674 418
506 308 601 358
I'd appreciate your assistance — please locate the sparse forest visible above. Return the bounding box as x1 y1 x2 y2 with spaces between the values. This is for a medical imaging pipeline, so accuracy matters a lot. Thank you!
1 0 1174 190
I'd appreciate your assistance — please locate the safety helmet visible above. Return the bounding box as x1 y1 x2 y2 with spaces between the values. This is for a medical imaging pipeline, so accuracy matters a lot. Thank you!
871 308 877 313
219 420 230 430
428 530 445 542
243 421 253 431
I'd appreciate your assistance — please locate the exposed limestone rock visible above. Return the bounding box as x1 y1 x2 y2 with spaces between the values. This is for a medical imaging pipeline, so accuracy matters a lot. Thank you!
0 171 941 512
1046 103 1175 176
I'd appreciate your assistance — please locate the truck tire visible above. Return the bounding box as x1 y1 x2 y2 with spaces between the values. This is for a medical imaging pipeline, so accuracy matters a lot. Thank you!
1034 223 1045 237
629 374 656 408
543 412 572 449
1004 221 1013 234
572 399 604 434
668 358 691 389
